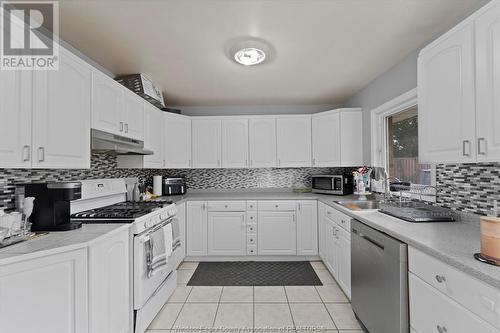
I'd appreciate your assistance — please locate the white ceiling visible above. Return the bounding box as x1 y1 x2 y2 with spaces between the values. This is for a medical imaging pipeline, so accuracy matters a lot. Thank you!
56 0 483 107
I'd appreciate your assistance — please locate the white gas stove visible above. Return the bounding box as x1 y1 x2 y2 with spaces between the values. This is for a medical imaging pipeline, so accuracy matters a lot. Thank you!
71 179 181 333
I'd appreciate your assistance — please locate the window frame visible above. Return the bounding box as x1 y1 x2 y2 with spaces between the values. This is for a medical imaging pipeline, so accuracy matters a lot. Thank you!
370 88 436 202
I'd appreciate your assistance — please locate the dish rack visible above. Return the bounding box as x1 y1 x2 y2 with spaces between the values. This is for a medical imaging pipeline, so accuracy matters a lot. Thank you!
0 222 34 249
388 184 437 202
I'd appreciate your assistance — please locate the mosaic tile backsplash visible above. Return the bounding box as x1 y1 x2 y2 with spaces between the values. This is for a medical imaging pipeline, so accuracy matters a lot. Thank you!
0 154 347 210
1 154 499 215
436 163 500 216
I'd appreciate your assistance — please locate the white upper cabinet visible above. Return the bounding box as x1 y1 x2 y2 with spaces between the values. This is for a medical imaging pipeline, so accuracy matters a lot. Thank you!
418 22 476 164
192 118 222 168
165 114 192 169
92 71 144 140
475 2 500 162
222 118 249 168
277 116 312 167
91 71 123 136
312 111 341 167
143 104 165 168
122 91 144 141
249 118 277 168
0 70 32 168
312 109 362 167
339 110 363 166
32 47 91 169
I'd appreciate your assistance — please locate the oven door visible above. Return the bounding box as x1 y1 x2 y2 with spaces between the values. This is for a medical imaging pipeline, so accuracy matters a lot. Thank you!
133 216 181 309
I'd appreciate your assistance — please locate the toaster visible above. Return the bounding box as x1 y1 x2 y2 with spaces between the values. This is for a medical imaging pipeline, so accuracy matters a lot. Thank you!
162 178 186 196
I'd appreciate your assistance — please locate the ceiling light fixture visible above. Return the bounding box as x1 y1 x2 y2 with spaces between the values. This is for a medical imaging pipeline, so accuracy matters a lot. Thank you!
233 47 266 66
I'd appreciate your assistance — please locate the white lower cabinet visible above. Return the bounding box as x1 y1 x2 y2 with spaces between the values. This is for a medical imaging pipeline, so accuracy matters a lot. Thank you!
177 202 187 260
0 249 89 333
336 227 351 298
318 203 327 260
409 273 497 333
207 212 246 255
321 204 351 298
296 200 318 255
257 211 297 255
88 228 131 333
186 201 208 256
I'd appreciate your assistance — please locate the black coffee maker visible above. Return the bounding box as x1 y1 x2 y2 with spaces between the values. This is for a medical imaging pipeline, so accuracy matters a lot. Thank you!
24 182 82 231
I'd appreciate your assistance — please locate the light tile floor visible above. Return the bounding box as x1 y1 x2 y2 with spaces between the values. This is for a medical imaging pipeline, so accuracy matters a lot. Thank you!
147 261 362 333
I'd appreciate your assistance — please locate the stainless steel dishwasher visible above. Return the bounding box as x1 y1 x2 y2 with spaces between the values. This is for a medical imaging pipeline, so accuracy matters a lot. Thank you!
351 219 409 333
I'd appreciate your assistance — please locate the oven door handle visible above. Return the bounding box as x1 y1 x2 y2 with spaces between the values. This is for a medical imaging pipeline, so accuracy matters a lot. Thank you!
138 216 176 243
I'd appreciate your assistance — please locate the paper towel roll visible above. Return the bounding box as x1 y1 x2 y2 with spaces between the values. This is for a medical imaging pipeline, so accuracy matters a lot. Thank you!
153 176 163 196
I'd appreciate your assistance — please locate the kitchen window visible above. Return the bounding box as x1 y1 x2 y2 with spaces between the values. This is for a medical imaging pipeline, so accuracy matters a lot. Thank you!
386 106 432 186
371 88 436 201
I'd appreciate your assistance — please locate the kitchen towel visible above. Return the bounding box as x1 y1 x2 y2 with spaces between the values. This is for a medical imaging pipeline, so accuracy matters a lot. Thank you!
164 223 173 259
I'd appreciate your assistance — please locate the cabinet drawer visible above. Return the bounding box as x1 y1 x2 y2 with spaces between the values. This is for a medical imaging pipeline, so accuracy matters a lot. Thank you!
247 223 257 233
326 205 351 232
247 245 257 255
258 200 296 211
247 212 257 223
207 201 246 212
247 233 257 245
409 247 500 329
247 201 257 211
409 273 497 333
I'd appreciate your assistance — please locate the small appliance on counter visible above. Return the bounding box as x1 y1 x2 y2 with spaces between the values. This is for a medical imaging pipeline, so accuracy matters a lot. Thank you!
163 178 186 196
24 182 82 231
475 201 500 266
311 174 353 195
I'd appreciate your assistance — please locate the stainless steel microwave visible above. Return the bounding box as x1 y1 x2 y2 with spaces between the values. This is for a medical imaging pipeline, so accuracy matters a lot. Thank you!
311 175 354 195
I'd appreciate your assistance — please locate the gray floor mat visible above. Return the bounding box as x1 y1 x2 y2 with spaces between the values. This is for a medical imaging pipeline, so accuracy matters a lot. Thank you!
187 261 323 286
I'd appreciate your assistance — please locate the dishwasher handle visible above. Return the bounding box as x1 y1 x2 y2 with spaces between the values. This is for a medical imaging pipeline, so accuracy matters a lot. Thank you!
352 227 385 250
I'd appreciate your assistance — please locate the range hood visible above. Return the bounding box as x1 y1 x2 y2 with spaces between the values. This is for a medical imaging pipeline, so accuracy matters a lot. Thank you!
91 129 153 155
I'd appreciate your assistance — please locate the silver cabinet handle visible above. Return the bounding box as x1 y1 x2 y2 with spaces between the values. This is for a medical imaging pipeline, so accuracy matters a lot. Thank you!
37 147 45 162
22 145 30 162
462 140 471 157
119 121 124 132
312 158 316 166
435 275 446 283
298 203 301 210
437 325 448 333
278 159 281 167
478 138 486 155
202 203 206 210
125 123 129 133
